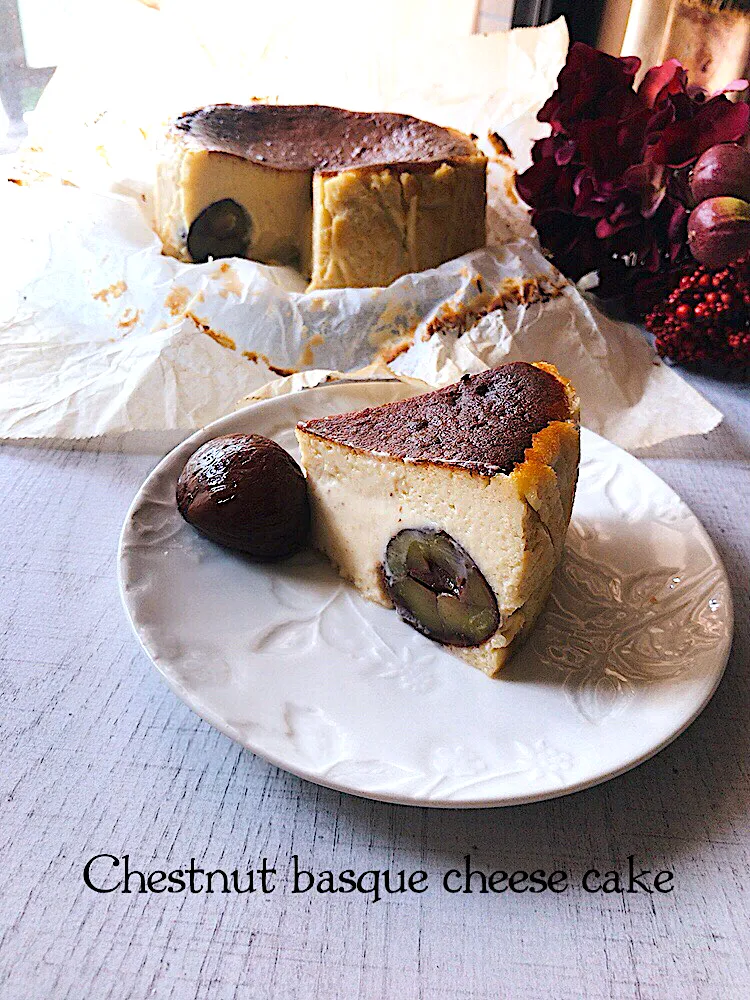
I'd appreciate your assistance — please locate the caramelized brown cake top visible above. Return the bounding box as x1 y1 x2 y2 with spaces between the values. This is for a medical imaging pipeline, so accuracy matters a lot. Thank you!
298 363 573 476
173 104 482 174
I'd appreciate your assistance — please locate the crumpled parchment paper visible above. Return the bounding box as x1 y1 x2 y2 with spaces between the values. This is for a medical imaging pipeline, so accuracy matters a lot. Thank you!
388 242 720 451
0 6 721 449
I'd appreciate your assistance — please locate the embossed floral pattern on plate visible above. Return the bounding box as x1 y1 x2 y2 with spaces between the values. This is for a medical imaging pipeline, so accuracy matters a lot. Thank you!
119 380 733 807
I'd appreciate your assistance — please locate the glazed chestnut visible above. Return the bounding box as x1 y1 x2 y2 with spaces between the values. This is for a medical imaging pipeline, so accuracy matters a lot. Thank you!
383 528 499 647
687 196 750 269
690 144 750 205
187 199 252 263
176 433 309 560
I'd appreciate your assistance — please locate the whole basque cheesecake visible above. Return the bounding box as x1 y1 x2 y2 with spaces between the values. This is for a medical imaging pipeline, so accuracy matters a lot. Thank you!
295 362 580 676
155 104 487 290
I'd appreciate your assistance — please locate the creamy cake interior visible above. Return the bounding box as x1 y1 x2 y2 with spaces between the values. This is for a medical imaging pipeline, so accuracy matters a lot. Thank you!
295 363 580 676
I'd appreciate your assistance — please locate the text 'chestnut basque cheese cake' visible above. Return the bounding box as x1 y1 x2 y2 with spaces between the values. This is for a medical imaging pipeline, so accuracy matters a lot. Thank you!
295 363 580 676
155 104 487 290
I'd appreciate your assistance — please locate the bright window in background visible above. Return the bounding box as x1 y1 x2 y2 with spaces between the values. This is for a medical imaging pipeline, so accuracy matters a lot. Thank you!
0 0 53 150
0 0 513 152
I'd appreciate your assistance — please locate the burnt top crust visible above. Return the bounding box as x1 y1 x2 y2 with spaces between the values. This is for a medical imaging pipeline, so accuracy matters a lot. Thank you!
298 363 572 476
173 104 482 174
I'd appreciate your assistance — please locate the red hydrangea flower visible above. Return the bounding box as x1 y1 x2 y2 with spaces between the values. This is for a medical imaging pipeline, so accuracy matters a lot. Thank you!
516 43 750 309
537 44 642 133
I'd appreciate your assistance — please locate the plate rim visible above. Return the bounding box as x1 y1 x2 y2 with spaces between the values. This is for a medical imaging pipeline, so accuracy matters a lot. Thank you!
118 381 734 809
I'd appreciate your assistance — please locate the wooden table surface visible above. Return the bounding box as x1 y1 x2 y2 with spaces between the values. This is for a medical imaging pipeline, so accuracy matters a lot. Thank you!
1 371 748 1000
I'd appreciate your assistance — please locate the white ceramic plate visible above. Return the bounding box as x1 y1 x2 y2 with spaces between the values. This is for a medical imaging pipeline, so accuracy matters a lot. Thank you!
118 380 733 807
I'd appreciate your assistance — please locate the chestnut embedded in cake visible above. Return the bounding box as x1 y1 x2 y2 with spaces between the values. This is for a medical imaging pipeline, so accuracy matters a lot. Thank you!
383 528 501 647
295 363 580 676
155 104 487 290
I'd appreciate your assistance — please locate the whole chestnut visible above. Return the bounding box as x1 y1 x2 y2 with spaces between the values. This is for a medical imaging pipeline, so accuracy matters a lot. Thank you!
687 196 750 269
690 144 750 205
176 433 309 559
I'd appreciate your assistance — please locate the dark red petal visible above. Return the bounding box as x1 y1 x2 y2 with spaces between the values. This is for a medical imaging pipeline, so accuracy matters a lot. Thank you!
554 140 577 165
515 159 577 210
712 79 748 97
538 43 644 131
638 59 686 108
647 97 750 166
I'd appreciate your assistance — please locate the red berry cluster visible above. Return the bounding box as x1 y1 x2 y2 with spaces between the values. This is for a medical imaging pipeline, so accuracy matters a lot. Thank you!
645 253 750 370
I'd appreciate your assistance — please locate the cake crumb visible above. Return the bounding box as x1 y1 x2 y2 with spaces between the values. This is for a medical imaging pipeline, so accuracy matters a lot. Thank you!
241 349 297 376
299 333 325 366
93 280 127 303
117 308 142 331
268 362 297 376
504 174 519 206
378 337 413 364
211 262 244 299
164 286 192 316
488 131 512 158
187 312 236 351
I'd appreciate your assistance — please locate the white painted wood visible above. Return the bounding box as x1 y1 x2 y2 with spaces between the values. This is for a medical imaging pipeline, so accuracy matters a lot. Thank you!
1 373 749 1000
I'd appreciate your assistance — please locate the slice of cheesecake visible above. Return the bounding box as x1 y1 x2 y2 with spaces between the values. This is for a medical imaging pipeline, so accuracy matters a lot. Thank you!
155 104 486 290
295 363 579 676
